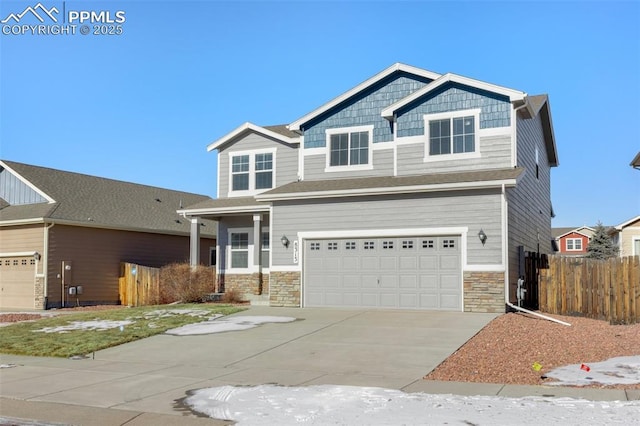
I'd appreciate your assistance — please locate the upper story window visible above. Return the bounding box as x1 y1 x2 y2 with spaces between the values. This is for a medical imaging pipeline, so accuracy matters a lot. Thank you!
424 109 480 161
229 149 275 196
325 125 374 171
566 238 583 251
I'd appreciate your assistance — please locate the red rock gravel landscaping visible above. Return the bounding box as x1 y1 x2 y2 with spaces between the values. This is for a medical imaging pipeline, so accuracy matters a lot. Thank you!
425 312 640 389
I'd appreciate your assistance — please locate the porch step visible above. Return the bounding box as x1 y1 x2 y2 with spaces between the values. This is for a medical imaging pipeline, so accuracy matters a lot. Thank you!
245 294 270 306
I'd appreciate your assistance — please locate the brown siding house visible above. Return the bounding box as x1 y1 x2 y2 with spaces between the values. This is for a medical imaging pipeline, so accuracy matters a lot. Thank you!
0 160 216 309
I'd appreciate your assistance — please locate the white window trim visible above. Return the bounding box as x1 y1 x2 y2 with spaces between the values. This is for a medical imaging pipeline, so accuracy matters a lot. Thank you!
566 237 583 251
423 108 481 162
632 236 640 256
325 125 374 172
227 227 255 273
228 148 277 197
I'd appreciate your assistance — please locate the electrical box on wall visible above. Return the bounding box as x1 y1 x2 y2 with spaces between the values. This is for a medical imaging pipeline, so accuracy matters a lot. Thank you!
68 286 76 295
76 286 83 295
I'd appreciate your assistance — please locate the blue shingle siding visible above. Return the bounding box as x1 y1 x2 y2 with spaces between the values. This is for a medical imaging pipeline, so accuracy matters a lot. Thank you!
396 83 511 138
303 72 432 149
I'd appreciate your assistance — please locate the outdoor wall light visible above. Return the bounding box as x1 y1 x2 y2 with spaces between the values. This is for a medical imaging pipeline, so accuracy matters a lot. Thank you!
478 229 487 246
281 235 290 248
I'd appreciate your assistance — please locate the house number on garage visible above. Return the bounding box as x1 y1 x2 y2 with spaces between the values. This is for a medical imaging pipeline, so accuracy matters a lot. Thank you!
293 240 299 264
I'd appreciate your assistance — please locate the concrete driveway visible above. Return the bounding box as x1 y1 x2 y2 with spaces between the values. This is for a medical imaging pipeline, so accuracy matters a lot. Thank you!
0 307 497 420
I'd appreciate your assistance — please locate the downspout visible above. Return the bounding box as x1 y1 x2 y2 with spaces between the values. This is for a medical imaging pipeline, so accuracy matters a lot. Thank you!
504 105 571 327
43 222 55 309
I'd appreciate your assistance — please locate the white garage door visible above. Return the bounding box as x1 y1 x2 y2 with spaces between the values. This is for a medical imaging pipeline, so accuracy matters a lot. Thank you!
304 236 461 310
0 256 35 309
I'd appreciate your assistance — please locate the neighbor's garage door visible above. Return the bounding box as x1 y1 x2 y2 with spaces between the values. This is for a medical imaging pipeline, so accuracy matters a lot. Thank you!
0 257 35 309
304 236 461 310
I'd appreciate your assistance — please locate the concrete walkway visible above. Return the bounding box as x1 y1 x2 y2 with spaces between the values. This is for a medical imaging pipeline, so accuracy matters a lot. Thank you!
1 307 636 425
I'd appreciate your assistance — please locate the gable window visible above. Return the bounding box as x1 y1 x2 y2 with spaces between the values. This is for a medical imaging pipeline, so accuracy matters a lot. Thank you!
424 109 480 160
229 149 276 195
566 238 582 251
326 125 373 170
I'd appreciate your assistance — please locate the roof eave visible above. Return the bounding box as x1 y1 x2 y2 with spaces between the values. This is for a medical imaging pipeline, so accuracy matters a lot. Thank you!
289 63 441 131
207 122 300 152
178 204 270 217
381 73 527 120
256 178 518 202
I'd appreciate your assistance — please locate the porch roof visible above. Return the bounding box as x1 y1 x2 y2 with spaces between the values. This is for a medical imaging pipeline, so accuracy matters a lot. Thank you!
178 196 268 217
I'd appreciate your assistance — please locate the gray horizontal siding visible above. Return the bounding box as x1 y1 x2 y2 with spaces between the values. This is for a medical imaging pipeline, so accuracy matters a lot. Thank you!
506 113 553 302
303 73 432 148
397 135 512 175
271 190 502 266
218 133 298 198
396 83 511 137
303 148 394 180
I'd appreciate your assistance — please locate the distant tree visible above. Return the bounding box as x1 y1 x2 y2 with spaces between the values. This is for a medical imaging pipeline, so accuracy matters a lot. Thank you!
586 222 619 259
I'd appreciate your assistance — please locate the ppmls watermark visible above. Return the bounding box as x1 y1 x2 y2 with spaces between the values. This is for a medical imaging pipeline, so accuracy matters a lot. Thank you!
1 2 126 36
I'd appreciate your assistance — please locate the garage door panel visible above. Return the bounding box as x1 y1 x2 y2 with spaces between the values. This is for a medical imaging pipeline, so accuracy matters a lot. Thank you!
399 275 417 288
0 257 35 309
305 235 461 310
440 294 460 309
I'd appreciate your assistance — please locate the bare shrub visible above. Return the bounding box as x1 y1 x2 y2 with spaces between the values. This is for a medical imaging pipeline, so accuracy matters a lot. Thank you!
220 287 246 304
159 263 216 304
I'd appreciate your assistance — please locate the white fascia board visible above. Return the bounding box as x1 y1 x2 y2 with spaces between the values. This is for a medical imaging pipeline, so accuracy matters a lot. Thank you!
0 218 45 226
0 160 55 203
207 122 300 152
257 178 518 202
178 205 269 217
288 63 441 131
615 215 640 230
381 73 527 119
0 251 39 257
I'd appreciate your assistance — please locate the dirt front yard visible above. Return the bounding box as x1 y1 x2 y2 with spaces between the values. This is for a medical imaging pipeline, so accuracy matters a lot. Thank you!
425 312 640 389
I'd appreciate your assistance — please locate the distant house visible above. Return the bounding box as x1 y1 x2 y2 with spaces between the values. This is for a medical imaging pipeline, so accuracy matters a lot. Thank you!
610 215 640 257
180 63 558 313
631 152 640 170
553 226 595 256
0 160 216 310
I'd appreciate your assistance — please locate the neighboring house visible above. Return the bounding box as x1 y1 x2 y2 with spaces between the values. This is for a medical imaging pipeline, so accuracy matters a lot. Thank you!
631 152 640 170
180 63 558 313
552 226 595 256
610 215 640 257
0 160 217 310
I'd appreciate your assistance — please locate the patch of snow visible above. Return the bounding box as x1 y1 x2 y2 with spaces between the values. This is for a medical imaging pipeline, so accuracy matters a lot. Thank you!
166 315 296 336
33 320 134 333
185 384 640 425
0 364 17 368
142 309 216 319
546 355 640 386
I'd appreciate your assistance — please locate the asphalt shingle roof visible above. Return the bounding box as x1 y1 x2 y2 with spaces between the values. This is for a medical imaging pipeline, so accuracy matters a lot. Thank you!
0 160 216 236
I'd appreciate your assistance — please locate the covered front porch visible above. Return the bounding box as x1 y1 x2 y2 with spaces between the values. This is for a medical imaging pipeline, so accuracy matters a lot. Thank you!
178 197 271 300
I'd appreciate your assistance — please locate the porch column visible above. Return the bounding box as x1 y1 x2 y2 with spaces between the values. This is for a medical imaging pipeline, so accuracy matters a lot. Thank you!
190 217 200 267
253 214 262 270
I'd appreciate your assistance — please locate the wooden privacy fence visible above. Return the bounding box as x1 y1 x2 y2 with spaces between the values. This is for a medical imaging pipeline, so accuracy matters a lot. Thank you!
119 262 160 307
539 255 640 324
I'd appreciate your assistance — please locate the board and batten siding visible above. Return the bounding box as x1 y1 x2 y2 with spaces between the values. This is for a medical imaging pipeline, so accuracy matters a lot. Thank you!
397 135 512 176
217 133 299 197
506 113 554 301
47 225 215 307
270 190 503 267
303 147 394 181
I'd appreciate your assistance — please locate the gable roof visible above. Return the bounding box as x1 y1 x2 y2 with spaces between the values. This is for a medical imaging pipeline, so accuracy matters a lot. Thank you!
553 226 595 240
0 160 216 236
207 122 300 152
527 94 558 167
615 215 640 230
631 152 640 169
257 168 523 201
380 72 526 119
288 63 441 132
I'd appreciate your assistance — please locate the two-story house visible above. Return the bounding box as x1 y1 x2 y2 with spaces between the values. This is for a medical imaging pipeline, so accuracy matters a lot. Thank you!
180 63 558 313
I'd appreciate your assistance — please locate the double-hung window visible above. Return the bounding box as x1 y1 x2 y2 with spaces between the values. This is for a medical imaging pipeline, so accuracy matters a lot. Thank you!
229 150 275 195
326 126 373 169
566 238 582 251
425 109 480 159
230 232 249 268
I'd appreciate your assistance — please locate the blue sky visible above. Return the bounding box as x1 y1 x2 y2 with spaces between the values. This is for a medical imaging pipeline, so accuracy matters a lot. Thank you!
1 0 638 227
